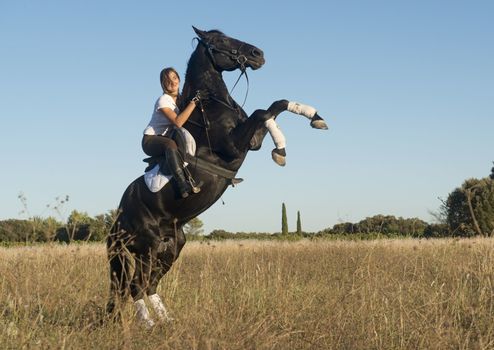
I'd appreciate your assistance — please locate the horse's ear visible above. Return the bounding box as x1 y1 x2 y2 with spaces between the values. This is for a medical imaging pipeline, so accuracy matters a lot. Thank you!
192 26 208 40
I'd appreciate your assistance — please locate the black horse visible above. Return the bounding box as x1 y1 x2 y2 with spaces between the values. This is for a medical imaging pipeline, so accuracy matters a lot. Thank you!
107 27 328 326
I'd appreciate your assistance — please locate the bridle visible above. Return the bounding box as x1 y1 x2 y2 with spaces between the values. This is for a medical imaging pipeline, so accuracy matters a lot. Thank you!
197 37 254 106
197 37 249 72
187 37 254 130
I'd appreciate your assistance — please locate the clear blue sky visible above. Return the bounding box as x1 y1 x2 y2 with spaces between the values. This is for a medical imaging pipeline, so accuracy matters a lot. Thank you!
1 0 493 234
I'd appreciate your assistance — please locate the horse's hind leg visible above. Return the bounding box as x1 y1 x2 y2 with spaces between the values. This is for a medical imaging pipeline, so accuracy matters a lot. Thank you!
146 225 186 321
106 234 131 320
146 256 175 322
131 248 157 328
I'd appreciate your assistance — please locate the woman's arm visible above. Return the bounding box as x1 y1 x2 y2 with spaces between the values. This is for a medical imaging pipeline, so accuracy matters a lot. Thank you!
160 100 197 128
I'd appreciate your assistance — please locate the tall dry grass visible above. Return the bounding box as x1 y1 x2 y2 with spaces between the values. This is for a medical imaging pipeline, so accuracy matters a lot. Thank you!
1 238 494 349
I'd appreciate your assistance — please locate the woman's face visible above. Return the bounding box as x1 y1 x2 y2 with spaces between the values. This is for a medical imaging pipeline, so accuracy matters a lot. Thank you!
164 71 180 96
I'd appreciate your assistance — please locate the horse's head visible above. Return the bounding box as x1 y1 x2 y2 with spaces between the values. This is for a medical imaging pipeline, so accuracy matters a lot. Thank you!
184 27 267 165
193 26 265 72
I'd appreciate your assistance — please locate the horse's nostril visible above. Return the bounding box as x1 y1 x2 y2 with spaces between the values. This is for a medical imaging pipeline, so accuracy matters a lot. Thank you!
252 48 263 57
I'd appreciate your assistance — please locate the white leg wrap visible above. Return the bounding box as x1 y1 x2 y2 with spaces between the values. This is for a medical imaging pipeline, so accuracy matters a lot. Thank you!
287 101 317 119
148 294 173 321
134 299 155 328
264 118 286 149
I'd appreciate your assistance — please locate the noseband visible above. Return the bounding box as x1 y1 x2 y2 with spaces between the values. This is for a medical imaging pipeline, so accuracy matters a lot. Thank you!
197 38 249 72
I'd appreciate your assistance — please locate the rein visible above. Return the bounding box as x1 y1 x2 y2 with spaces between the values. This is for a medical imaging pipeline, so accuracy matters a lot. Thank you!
186 37 250 132
184 94 243 186
181 37 254 185
230 69 249 107
197 98 213 156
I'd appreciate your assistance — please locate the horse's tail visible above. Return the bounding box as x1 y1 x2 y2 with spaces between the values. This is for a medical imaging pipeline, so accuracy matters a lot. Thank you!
106 223 132 318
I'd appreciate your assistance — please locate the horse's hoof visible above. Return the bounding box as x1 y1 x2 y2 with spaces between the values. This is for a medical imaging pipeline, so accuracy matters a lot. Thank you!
310 114 328 130
154 311 174 323
161 315 175 323
271 148 286 167
145 319 155 329
138 318 155 329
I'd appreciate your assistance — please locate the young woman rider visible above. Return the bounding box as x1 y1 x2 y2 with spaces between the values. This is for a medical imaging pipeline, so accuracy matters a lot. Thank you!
142 67 202 198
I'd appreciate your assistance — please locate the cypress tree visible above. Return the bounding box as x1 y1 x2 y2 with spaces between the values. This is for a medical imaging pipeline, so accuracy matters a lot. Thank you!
281 203 288 235
296 211 302 234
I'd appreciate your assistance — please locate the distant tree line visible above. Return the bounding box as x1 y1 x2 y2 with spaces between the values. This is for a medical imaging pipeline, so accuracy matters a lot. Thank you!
203 163 494 240
0 210 117 243
2 163 493 243
202 216 435 240
319 215 430 237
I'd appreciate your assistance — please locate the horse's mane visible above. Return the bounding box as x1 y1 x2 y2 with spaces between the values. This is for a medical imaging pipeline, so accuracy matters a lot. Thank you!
204 29 224 35
182 30 228 107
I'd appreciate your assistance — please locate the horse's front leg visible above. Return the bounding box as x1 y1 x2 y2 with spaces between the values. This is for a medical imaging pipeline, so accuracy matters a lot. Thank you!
286 101 328 130
231 100 292 154
250 99 328 165
231 109 274 152
264 118 287 166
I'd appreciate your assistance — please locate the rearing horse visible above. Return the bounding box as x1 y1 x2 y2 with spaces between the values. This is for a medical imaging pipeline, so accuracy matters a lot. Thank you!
107 27 328 327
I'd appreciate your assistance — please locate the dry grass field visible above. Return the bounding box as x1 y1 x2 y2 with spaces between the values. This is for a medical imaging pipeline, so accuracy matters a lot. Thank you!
1 238 494 349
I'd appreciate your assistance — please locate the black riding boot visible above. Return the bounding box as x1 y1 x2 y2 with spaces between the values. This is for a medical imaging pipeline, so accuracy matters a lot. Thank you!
165 149 192 198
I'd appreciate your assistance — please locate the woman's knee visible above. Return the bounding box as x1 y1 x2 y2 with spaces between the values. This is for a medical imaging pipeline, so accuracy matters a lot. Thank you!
142 135 177 156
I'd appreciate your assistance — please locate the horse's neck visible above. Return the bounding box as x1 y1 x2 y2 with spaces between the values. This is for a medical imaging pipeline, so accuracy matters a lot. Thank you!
183 48 230 103
183 47 248 172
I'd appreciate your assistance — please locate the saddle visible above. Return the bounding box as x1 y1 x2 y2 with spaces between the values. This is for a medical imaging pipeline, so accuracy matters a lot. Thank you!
142 128 243 192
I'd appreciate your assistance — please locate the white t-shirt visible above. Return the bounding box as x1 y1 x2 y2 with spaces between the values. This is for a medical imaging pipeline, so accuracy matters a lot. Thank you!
143 94 179 135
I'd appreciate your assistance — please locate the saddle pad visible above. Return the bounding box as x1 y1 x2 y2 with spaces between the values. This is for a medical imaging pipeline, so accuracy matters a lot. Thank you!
144 164 172 193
